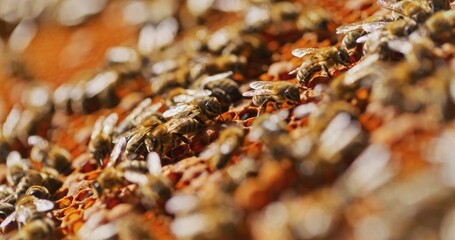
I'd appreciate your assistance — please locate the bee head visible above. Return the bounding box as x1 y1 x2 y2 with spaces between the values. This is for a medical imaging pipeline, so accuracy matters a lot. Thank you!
337 49 351 65
204 98 223 118
25 185 50 200
284 87 300 103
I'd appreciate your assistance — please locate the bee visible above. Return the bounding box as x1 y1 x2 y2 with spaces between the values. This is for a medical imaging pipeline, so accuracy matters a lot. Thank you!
6 151 28 187
15 170 44 199
164 90 224 121
428 0 452 12
194 71 243 110
242 81 300 111
104 46 142 80
123 115 166 160
89 113 119 166
115 99 163 135
291 47 352 85
248 110 293 160
150 68 190 95
297 6 336 40
11 217 55 240
199 126 245 170
91 167 126 197
122 152 172 210
377 0 432 23
28 135 72 175
420 9 455 42
0 195 54 231
146 110 211 155
336 15 391 52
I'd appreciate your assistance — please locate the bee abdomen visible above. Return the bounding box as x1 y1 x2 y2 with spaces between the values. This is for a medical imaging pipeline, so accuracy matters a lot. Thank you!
175 119 204 134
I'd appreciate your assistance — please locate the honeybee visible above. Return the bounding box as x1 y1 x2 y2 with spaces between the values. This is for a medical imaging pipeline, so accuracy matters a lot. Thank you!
123 116 166 160
115 99 163 134
28 135 72 175
189 53 247 82
89 113 119 166
164 91 223 122
291 47 352 85
195 71 243 109
15 170 44 199
105 46 142 80
146 112 206 155
6 151 28 187
420 9 455 42
249 110 294 159
377 0 432 23
242 81 300 111
200 126 245 170
91 167 126 197
118 160 149 174
336 15 391 51
297 6 336 39
0 195 54 230
11 217 55 240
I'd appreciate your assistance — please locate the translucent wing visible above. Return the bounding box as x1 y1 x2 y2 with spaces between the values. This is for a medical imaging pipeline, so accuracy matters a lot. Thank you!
102 113 119 136
3 105 21 139
361 21 388 32
377 0 403 14
34 198 54 212
147 151 162 176
123 171 148 185
387 38 413 54
336 22 366 34
166 111 200 132
91 116 105 139
27 135 47 147
125 127 151 147
249 81 276 89
0 211 16 232
108 137 126 167
220 137 237 154
199 143 218 160
163 104 194 118
6 151 23 167
155 17 179 49
242 89 274 97
200 71 234 87
291 48 319 58
172 90 212 104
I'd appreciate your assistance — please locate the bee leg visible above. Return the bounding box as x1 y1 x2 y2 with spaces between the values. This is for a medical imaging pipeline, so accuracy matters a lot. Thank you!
321 63 332 78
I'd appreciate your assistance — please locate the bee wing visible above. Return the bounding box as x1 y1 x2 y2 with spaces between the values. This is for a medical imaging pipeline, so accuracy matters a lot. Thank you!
34 198 55 212
102 113 119 136
108 137 127 167
163 104 193 118
356 34 370 43
126 127 150 146
291 48 319 58
249 81 277 89
166 111 200 132
377 0 404 14
155 17 179 49
199 143 219 160
147 151 162 176
361 21 388 32
2 105 21 139
0 211 16 232
200 71 234 87
220 137 238 154
27 135 47 147
336 22 366 34
6 151 23 167
123 171 148 185
91 116 105 139
387 38 413 54
242 89 274 97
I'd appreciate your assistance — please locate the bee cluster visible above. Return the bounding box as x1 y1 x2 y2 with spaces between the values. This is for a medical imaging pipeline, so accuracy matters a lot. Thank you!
0 0 454 239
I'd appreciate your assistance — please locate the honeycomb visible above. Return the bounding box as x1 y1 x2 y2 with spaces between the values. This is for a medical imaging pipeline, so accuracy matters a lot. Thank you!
0 0 454 239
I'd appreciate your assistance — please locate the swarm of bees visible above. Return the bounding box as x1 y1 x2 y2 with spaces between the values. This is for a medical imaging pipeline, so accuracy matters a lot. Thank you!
0 0 454 239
